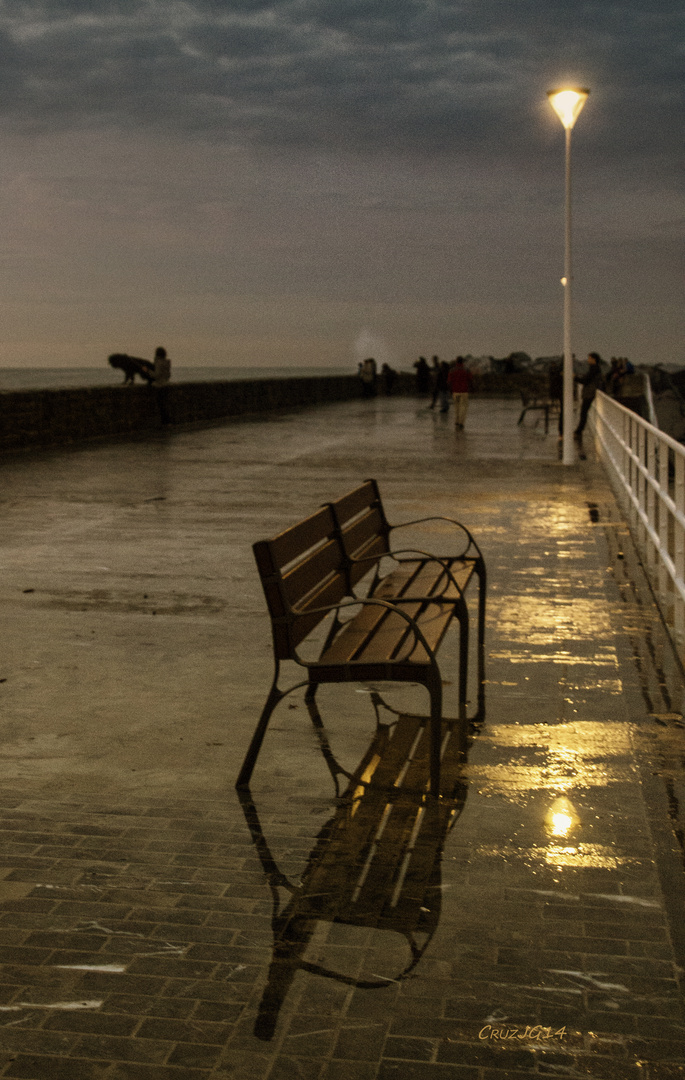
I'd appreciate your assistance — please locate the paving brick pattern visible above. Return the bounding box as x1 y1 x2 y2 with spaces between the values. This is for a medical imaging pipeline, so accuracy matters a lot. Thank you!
0 397 684 1078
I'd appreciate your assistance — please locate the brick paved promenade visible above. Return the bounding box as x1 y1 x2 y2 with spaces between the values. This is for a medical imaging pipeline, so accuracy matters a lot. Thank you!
0 395 684 1079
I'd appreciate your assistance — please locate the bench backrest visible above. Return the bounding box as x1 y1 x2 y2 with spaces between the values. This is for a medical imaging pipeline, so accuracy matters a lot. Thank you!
253 481 392 659
253 505 348 659
326 479 391 590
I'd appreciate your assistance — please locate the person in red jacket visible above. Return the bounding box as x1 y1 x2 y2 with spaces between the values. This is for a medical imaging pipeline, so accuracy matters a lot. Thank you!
447 357 474 429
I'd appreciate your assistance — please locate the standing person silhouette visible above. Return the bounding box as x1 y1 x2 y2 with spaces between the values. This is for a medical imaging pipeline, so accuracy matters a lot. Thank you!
574 352 603 440
413 357 431 395
153 347 171 385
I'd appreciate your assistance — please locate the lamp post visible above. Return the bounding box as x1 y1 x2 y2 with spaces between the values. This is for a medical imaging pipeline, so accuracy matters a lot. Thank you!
547 87 589 465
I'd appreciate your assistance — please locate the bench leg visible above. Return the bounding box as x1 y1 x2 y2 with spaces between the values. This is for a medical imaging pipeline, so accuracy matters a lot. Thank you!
474 557 487 723
455 597 469 722
304 682 323 728
427 670 443 797
236 663 308 788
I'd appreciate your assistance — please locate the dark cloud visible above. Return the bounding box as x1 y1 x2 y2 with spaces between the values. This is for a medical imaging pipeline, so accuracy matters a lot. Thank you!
0 0 679 167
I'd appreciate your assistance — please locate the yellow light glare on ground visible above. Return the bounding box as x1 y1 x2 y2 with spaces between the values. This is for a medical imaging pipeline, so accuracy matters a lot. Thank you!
547 88 590 129
545 796 579 837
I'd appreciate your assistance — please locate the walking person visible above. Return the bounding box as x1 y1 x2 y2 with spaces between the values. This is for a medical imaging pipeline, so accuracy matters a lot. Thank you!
447 356 473 429
574 352 604 441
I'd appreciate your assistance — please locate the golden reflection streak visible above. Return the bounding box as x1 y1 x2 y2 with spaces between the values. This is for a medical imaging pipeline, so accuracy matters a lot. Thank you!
472 844 633 869
482 722 633 750
489 596 615 645
488 651 618 666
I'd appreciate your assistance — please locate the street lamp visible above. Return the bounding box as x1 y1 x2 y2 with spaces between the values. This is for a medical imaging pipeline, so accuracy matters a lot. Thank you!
547 87 589 465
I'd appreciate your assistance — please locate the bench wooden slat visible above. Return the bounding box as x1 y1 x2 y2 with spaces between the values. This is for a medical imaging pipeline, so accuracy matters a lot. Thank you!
342 508 388 560
382 561 451 601
269 506 337 569
400 604 454 663
318 560 471 666
349 535 389 587
281 538 343 606
317 606 389 664
315 563 424 664
354 602 421 663
371 563 416 595
393 562 474 599
375 560 473 602
319 602 418 665
330 480 379 527
288 572 349 649
352 561 466 662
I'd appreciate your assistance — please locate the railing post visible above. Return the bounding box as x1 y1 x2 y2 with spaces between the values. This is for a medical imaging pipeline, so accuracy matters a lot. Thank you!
658 438 669 618
675 451 685 652
646 428 657 574
629 412 638 536
637 422 646 552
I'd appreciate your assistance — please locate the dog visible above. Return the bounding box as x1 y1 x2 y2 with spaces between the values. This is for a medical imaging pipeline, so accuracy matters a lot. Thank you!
108 353 155 385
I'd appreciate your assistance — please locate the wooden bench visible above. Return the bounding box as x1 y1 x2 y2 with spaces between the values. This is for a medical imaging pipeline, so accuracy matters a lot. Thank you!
236 479 485 796
240 707 468 1040
517 388 559 433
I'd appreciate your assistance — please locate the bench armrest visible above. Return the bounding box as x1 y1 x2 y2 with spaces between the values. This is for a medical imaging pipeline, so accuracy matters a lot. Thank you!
387 516 483 562
344 547 468 601
378 547 468 600
291 595 440 666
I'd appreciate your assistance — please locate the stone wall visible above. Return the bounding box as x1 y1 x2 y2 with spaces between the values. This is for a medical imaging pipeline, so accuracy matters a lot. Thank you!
0 370 547 452
0 375 362 452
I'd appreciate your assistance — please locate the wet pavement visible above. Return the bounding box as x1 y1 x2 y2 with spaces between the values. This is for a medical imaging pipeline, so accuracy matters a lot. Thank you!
0 394 684 1079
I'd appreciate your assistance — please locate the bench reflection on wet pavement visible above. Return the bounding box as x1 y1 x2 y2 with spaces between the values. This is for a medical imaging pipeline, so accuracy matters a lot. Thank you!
238 700 470 1040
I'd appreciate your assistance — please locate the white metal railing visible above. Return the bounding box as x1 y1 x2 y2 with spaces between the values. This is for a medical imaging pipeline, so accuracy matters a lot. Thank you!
591 389 685 655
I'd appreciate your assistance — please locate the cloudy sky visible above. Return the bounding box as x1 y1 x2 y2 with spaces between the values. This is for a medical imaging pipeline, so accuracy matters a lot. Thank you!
0 0 682 369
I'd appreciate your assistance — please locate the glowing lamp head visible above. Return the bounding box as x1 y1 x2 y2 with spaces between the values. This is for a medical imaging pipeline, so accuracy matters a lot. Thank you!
547 88 590 129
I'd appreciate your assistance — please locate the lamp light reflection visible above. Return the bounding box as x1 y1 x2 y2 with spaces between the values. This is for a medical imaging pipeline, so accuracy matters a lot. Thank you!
545 796 579 838
551 811 574 837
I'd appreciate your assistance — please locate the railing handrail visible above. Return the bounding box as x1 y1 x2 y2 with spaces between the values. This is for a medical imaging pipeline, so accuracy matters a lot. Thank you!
596 390 685 457
591 390 685 656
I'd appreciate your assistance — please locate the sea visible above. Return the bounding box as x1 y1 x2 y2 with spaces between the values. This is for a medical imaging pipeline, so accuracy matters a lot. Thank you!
0 366 356 392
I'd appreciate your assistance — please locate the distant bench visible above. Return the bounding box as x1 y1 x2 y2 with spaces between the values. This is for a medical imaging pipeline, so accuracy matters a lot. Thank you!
237 479 486 796
517 388 559 433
